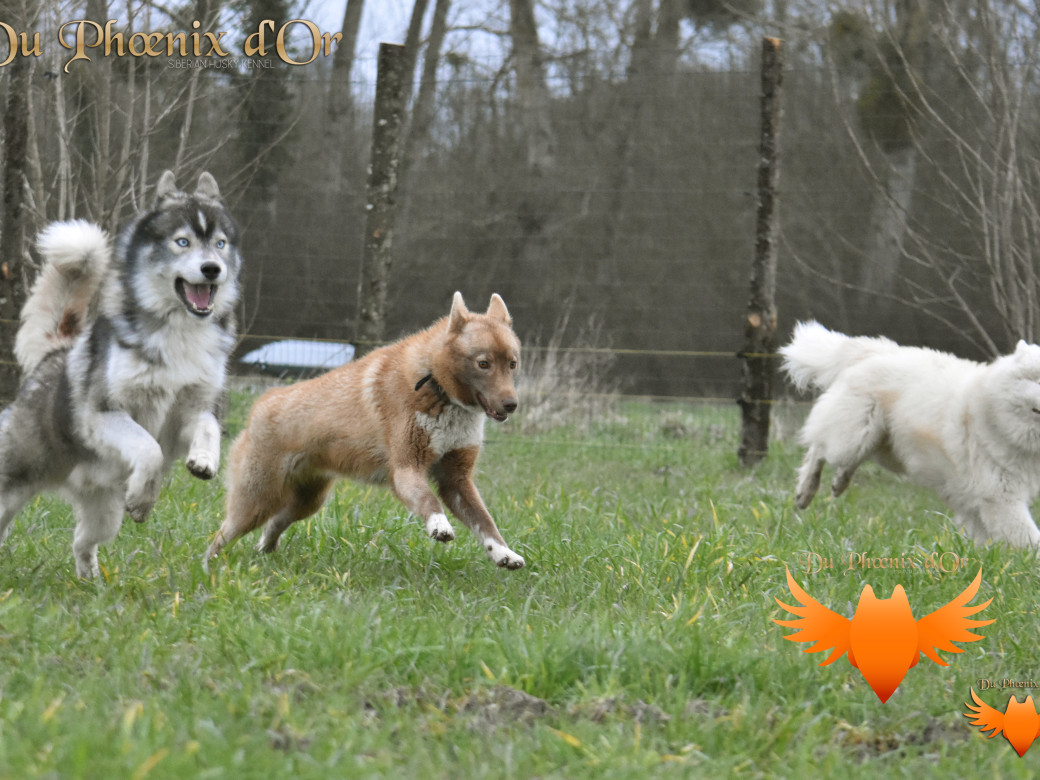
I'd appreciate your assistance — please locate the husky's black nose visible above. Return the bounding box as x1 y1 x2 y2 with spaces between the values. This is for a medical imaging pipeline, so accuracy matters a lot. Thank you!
200 262 222 281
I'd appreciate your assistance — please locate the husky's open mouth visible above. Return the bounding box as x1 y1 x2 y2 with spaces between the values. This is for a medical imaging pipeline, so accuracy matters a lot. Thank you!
477 393 509 422
175 279 216 317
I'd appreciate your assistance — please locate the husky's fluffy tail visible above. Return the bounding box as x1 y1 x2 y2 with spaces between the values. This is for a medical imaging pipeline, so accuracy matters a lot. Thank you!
779 320 898 392
16 220 110 375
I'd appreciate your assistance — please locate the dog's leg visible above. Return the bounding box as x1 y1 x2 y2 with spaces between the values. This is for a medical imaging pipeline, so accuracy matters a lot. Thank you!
798 391 884 505
389 465 456 542
185 410 221 480
256 477 333 553
0 482 35 549
830 465 858 499
71 490 124 579
86 411 164 523
204 430 276 568
794 446 824 509
435 449 525 569
954 509 987 543
977 500 1040 547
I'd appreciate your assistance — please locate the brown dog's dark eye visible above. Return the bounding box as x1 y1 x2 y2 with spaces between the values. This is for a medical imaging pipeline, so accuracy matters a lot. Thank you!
509 360 517 370
478 359 490 369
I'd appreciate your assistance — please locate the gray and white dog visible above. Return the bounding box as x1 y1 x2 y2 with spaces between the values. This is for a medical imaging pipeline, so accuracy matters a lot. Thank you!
0 171 241 577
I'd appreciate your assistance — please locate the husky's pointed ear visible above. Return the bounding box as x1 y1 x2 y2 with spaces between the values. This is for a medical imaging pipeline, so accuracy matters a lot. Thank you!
195 171 222 200
448 291 469 333
155 170 179 201
486 293 511 325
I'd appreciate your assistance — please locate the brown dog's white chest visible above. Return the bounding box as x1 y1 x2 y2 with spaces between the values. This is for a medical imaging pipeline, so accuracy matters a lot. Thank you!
414 406 485 458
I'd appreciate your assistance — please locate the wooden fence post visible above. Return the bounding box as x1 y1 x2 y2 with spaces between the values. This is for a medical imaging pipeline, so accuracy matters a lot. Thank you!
738 37 783 467
355 42 407 356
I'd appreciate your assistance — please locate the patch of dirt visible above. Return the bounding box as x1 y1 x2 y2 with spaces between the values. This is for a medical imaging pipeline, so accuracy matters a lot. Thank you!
569 696 671 724
835 717 969 761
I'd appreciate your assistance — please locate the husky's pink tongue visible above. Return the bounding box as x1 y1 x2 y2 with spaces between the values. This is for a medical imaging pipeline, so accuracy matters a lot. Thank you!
184 283 213 311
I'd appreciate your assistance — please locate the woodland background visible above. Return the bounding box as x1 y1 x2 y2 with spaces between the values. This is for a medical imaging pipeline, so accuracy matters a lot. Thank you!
0 0 1037 400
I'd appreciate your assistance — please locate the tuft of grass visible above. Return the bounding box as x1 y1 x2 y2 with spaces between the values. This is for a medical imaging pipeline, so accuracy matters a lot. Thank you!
515 307 619 434
0 394 1032 777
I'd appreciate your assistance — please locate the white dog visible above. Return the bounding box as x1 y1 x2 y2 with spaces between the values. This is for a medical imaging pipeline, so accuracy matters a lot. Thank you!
781 321 1040 546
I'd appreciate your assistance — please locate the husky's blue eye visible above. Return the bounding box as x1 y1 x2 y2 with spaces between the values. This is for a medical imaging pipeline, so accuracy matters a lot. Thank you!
175 237 190 247
215 239 226 249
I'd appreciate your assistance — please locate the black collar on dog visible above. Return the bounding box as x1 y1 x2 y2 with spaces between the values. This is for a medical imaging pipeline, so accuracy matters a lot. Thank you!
415 372 449 400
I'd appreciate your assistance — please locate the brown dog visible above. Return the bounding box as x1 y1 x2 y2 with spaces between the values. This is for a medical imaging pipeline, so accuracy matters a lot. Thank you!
203 292 525 570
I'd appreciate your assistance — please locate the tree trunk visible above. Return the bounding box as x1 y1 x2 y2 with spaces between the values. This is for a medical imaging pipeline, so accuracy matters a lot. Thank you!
508 0 555 175
656 0 683 76
597 0 653 291
403 0 451 169
738 38 783 468
859 145 916 301
329 0 365 124
355 44 407 356
325 0 366 189
0 9 32 401
401 0 431 101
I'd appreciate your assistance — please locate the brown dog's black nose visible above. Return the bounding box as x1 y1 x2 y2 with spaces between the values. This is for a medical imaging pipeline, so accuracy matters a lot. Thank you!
503 399 518 414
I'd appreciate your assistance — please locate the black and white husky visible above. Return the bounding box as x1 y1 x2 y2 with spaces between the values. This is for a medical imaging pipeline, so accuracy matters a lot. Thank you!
0 171 241 577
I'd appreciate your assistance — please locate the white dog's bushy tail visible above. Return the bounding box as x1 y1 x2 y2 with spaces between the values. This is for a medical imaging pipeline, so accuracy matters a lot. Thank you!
16 220 110 375
780 320 897 392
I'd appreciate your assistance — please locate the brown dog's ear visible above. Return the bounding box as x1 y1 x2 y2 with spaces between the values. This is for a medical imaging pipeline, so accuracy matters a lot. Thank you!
448 291 469 333
195 171 222 201
155 170 179 202
486 293 511 325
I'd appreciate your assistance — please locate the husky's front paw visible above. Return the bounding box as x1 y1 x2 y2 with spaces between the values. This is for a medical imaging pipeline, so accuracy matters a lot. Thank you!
74 548 100 579
125 472 161 523
486 540 525 569
426 512 456 542
186 450 218 480
125 496 155 523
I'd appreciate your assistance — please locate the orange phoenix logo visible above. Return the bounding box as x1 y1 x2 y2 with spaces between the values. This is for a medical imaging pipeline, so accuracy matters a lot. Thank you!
773 568 993 702
964 688 1040 757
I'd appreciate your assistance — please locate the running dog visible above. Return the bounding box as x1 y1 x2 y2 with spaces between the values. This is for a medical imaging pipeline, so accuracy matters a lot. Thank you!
0 171 241 577
782 320 1040 546
203 292 526 570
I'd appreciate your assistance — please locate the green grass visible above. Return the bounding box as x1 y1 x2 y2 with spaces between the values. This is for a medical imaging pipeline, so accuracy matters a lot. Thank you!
0 394 1034 778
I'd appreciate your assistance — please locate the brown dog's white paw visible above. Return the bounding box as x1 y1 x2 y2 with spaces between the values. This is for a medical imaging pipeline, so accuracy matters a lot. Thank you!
487 540 525 569
426 512 456 542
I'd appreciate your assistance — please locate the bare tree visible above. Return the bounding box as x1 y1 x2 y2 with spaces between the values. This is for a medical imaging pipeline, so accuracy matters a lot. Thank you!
329 0 365 124
0 0 33 400
827 5 936 309
323 0 365 189
509 0 556 175
403 0 451 168
402 0 431 100
826 1 1040 353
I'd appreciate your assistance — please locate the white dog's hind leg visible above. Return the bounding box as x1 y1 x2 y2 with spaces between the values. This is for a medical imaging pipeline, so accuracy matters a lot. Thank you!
71 491 124 578
795 446 824 509
185 411 221 480
799 391 885 503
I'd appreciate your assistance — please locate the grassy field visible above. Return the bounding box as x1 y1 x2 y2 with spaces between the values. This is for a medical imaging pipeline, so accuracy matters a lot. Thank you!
0 393 1035 778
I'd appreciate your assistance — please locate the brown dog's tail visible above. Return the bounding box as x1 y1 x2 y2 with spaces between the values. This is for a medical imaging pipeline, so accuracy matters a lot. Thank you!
16 219 110 375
